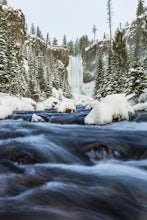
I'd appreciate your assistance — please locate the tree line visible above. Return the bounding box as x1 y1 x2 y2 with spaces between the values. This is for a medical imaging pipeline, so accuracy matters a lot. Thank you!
93 0 147 99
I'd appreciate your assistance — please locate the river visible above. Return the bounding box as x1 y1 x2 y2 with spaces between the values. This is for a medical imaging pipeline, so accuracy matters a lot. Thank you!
0 107 147 220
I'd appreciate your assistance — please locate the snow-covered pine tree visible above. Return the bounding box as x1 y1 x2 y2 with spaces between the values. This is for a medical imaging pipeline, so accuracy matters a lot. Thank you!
100 0 114 97
79 35 90 57
142 10 147 71
0 6 7 74
15 45 28 96
45 64 52 98
62 69 71 98
5 24 20 94
127 61 146 97
136 0 145 17
113 28 129 93
107 0 113 50
102 49 114 97
37 52 46 92
28 49 40 101
93 49 104 99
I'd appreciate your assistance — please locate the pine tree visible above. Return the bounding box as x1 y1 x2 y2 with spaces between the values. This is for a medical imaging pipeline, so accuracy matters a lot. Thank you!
107 0 113 50
79 35 90 57
36 26 43 39
45 64 52 98
52 37 58 45
127 61 146 97
46 32 50 45
93 49 104 99
37 52 46 92
0 7 7 73
67 40 74 55
62 34 67 46
5 27 19 94
15 46 28 96
28 50 40 101
92 24 97 42
136 0 145 17
30 23 35 35
102 49 114 97
113 29 129 92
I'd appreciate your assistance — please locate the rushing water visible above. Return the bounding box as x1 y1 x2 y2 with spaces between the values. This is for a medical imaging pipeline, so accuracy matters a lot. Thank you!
0 108 147 220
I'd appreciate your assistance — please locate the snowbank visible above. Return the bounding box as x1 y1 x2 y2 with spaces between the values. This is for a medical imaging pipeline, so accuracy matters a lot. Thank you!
0 89 76 119
84 94 134 125
0 94 36 119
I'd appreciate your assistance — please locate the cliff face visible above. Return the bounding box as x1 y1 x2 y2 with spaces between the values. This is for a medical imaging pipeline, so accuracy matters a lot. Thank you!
83 40 109 83
0 4 70 100
1 5 26 43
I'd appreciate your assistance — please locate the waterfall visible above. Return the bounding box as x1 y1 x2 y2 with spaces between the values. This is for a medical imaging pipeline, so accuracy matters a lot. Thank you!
67 55 83 95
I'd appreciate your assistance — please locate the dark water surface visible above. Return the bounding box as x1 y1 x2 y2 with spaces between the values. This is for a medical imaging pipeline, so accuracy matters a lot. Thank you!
0 108 147 220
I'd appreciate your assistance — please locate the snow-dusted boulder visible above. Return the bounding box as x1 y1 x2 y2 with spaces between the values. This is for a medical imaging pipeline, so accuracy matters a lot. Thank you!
84 102 113 125
101 94 134 120
57 99 76 113
31 114 45 122
84 94 134 125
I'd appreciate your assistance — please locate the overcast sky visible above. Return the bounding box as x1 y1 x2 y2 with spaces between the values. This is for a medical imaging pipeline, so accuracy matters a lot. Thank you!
8 0 147 43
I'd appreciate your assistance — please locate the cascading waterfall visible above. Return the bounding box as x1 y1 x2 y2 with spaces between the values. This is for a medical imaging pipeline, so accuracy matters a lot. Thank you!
67 55 83 95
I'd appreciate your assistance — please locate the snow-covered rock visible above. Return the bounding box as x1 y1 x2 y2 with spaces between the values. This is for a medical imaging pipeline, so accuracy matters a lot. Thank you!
31 113 45 122
56 98 76 113
84 102 113 125
133 102 147 111
101 94 134 120
84 94 134 125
